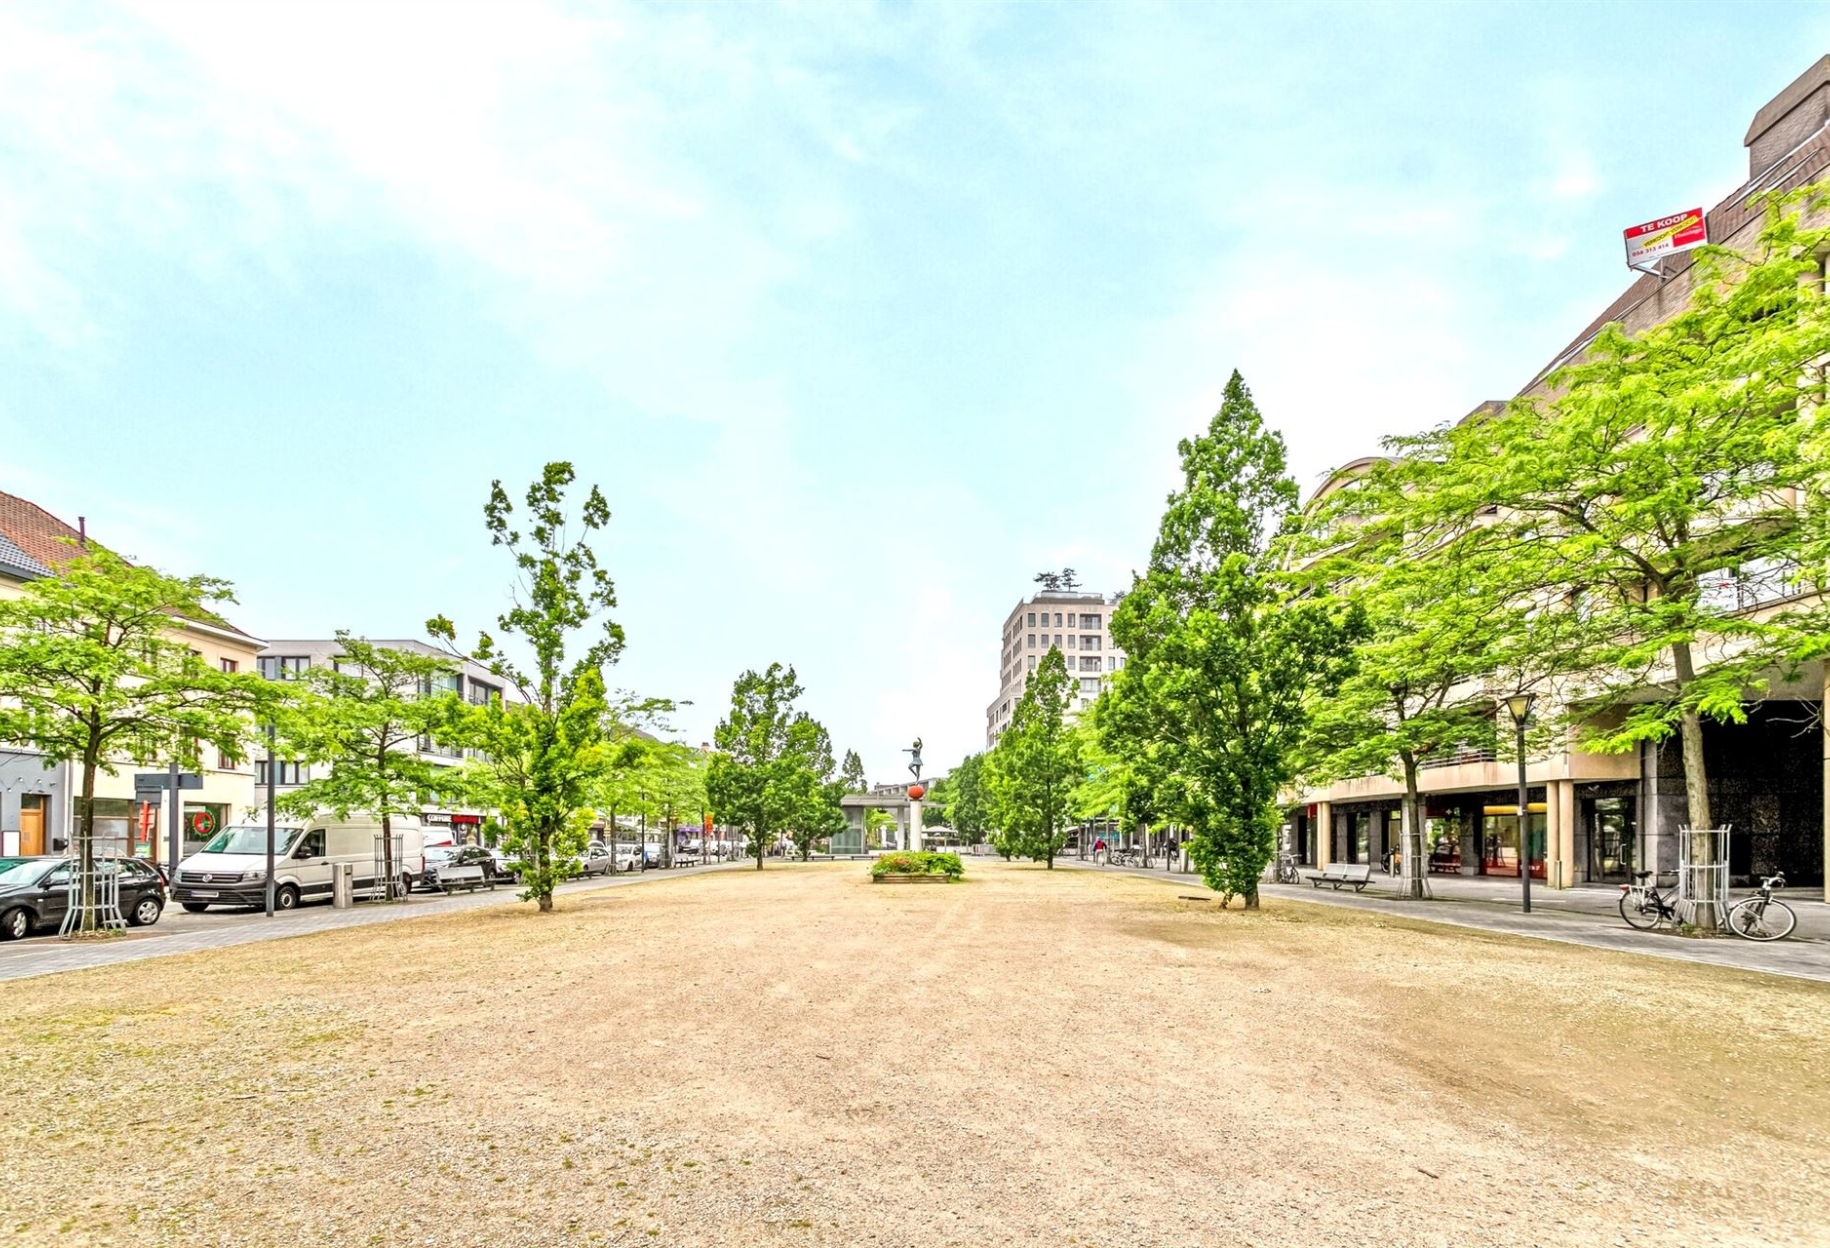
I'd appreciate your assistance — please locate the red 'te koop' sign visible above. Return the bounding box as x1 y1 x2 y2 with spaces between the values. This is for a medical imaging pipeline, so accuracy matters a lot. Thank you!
1623 208 1707 269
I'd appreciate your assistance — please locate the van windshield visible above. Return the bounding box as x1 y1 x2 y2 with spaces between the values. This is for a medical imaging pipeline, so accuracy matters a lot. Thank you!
201 826 300 856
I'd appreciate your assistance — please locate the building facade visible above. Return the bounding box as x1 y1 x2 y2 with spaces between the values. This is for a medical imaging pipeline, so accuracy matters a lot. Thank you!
0 489 264 861
1292 57 1830 899
984 589 1126 748
255 638 519 842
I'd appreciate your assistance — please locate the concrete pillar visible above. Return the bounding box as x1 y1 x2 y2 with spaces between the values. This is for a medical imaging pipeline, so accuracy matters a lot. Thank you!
1547 778 1576 889
910 800 923 853
1315 801 1332 868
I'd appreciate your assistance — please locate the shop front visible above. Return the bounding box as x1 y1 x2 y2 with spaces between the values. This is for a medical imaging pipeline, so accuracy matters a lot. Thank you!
1477 790 1546 880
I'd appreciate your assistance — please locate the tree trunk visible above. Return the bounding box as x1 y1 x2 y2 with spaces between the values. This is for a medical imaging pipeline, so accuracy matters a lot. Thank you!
381 808 397 901
77 733 100 934
536 826 553 912
1670 641 1718 933
1400 753 1426 901
755 819 765 871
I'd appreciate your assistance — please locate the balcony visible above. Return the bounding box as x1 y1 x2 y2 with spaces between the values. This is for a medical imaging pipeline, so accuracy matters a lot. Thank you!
1420 746 1497 771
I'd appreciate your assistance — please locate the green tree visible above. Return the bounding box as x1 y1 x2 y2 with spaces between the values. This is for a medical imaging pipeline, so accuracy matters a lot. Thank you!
1107 371 1361 906
986 647 1079 867
1296 468 1576 897
275 634 466 899
706 662 827 870
839 749 867 794
783 716 841 861
0 548 268 931
941 752 992 845
431 463 626 912
1391 189 1830 925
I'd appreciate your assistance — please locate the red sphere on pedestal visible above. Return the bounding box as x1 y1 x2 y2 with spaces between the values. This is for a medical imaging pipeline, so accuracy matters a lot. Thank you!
907 784 926 801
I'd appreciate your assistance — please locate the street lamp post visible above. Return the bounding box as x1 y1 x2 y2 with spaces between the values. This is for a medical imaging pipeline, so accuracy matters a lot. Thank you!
1503 692 1536 914
264 722 277 918
639 792 648 873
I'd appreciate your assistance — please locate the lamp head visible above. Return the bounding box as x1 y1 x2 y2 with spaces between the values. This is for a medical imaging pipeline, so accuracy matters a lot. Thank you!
1502 691 1536 726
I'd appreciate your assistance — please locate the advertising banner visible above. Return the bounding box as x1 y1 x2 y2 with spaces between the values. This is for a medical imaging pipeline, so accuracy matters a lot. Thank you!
1624 208 1706 269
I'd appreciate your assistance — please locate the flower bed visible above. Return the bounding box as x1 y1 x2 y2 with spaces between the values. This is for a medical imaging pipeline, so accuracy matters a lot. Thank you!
870 851 965 883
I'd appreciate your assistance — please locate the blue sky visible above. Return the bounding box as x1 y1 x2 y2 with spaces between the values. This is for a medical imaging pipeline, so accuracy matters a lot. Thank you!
3 1 1827 777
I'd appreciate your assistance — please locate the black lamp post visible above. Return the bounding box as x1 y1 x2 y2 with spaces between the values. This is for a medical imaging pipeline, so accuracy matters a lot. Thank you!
1503 692 1536 914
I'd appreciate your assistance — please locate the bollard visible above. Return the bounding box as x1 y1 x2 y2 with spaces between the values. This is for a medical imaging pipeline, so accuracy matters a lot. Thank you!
332 861 354 909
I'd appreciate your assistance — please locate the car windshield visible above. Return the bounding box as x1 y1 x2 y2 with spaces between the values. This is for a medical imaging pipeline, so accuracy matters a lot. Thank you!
201 826 300 856
426 846 458 860
0 859 53 888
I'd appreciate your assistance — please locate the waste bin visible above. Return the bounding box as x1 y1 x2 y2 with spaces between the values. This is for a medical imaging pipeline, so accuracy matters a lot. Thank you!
332 861 354 909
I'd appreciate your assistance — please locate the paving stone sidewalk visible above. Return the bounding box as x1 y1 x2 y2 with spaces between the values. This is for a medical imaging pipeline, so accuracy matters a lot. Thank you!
0 862 751 983
1069 858 1830 984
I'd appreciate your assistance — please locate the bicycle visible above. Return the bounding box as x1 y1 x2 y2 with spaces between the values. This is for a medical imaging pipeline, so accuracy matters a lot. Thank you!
1274 853 1301 885
1727 872 1796 942
1618 872 1681 930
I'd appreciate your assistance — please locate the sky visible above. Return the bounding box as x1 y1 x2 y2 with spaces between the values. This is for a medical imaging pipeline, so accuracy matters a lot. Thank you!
4 0 1829 778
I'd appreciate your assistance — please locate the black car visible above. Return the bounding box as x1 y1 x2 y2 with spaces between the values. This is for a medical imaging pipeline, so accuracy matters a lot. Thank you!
0 856 168 939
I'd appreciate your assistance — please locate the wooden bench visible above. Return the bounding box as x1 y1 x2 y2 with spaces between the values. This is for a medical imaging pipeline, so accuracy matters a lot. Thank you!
1306 862 1374 892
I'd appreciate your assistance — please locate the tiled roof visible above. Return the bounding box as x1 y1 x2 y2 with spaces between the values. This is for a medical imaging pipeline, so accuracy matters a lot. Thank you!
0 488 87 570
1527 125 1830 390
0 487 255 639
0 531 50 579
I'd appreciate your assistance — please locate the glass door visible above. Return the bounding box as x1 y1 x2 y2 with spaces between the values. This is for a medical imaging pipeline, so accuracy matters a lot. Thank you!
1585 798 1635 883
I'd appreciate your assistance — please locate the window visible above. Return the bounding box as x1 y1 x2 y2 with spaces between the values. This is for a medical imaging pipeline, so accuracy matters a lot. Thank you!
255 760 304 785
1083 635 1101 651
1079 656 1101 672
1053 613 1063 626
217 749 238 771
1054 634 1063 648
1027 655 1037 671
1698 557 1801 613
1066 634 1076 649
1080 677 1100 694
1107 655 1116 671
1027 634 1035 648
1027 612 1036 626
467 679 500 706
259 655 310 681
1080 614 1100 629
220 658 238 674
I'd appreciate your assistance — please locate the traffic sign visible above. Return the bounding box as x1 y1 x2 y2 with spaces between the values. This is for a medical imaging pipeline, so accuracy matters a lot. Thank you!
134 772 202 792
189 810 216 837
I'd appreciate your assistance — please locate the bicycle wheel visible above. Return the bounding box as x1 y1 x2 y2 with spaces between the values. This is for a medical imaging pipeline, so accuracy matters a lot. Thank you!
1619 892 1662 930
1728 898 1796 942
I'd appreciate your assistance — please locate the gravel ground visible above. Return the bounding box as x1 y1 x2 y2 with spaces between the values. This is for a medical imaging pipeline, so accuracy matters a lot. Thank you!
3 860 1826 1247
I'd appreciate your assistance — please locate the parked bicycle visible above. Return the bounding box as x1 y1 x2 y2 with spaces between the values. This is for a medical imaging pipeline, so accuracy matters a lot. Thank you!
1727 872 1796 942
1274 853 1301 885
1618 872 1681 930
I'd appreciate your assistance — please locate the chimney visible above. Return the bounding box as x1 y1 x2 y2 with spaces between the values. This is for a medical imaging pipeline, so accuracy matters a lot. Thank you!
1745 55 1830 177
77 516 87 550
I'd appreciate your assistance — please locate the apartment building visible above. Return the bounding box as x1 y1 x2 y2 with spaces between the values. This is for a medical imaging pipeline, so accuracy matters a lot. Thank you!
256 638 518 842
1292 56 1830 899
0 489 263 860
984 589 1126 748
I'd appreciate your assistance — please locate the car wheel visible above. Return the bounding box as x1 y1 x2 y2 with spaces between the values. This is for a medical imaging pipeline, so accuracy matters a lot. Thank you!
400 873 414 897
0 907 30 941
180 901 211 913
274 884 300 912
127 896 164 927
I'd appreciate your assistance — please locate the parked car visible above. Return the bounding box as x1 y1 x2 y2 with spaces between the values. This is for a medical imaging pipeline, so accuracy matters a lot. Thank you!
575 842 614 877
172 816 426 911
0 856 167 939
422 845 499 892
488 848 518 881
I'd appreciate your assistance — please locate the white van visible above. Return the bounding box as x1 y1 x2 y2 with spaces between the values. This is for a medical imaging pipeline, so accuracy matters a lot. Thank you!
171 816 426 912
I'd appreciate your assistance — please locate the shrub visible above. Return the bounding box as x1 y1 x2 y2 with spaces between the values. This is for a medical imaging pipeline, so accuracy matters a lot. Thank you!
870 851 964 880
